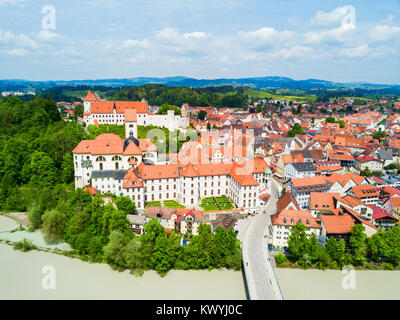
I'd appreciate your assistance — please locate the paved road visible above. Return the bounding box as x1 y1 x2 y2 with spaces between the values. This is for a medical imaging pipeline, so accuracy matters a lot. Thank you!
241 178 283 300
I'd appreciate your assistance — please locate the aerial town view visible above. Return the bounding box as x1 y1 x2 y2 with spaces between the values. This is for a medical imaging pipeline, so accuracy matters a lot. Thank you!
1 0 400 309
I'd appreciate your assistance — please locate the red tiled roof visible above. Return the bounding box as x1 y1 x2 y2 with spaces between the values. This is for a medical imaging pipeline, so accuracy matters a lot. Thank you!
320 214 354 234
368 204 398 221
356 155 383 163
90 101 147 114
271 209 320 228
125 108 137 122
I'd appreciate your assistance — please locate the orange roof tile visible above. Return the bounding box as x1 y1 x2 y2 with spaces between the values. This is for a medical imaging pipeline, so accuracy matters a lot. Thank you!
291 176 328 188
391 197 400 207
276 192 299 213
310 192 340 211
181 163 199 177
352 184 379 199
320 214 354 234
84 90 99 102
271 209 320 228
125 108 137 122
90 101 147 114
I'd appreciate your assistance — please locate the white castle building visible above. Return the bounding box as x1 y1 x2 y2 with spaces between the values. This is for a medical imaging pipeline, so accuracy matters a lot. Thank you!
82 90 189 131
73 109 271 213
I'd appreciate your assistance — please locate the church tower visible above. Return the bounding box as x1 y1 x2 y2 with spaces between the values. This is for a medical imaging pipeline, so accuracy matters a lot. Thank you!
124 108 138 139
83 90 97 113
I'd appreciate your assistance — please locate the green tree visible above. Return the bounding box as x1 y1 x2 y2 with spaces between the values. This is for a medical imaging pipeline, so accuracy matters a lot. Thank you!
29 151 58 188
372 131 387 140
197 110 207 121
116 196 136 215
349 224 368 265
384 227 400 265
41 209 67 243
74 103 84 118
274 252 287 265
123 236 143 273
326 237 346 267
367 230 389 263
286 123 304 137
87 236 104 262
27 202 42 230
337 120 345 128
104 230 128 271
109 209 130 235
61 153 74 183
151 234 176 275
157 103 181 116
140 219 165 269
288 222 310 265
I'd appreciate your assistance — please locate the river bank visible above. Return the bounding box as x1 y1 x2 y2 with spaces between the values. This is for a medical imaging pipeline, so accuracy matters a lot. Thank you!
1 212 29 227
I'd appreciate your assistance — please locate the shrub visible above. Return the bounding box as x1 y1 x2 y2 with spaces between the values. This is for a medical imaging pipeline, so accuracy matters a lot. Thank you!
13 239 37 252
274 252 287 265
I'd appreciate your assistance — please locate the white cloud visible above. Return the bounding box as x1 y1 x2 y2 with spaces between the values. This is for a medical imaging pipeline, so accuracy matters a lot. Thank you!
275 46 314 59
237 27 294 46
36 30 64 42
338 45 370 58
304 23 355 44
122 39 149 49
182 31 207 39
0 0 28 4
6 48 28 56
154 28 211 45
0 29 38 49
369 24 400 42
311 5 356 28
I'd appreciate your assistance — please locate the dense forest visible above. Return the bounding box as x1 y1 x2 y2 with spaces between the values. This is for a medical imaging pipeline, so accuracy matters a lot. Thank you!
105 84 249 108
0 95 241 275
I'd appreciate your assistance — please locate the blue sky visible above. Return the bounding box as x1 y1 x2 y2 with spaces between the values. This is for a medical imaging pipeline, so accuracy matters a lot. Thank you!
0 0 399 83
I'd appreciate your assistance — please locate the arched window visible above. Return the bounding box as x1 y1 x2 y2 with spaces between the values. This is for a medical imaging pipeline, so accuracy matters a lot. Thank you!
306 219 310 225
283 218 287 224
96 156 106 162
100 163 103 171
291 218 294 224
112 156 122 161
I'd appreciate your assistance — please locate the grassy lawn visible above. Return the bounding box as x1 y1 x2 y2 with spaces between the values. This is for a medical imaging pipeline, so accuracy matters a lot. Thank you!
200 203 220 211
218 202 234 210
243 88 317 104
164 200 185 209
146 201 162 207
200 196 234 211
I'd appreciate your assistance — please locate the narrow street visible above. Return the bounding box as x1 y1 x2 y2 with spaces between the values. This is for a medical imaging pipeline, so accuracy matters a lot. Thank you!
240 178 283 300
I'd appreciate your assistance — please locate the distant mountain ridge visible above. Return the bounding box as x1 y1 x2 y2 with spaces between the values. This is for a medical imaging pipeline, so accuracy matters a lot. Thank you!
0 76 399 92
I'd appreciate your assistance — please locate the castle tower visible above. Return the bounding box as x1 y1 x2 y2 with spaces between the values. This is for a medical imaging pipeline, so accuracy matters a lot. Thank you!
124 108 138 139
83 90 97 114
